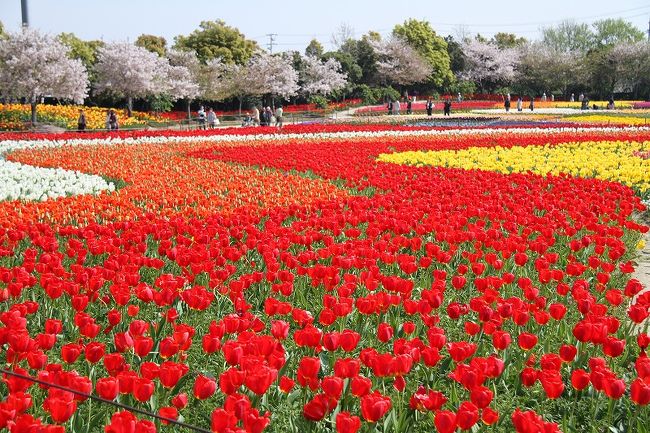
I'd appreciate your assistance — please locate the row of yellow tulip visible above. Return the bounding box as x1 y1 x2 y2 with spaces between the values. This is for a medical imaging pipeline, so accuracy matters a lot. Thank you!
378 140 650 195
0 104 158 130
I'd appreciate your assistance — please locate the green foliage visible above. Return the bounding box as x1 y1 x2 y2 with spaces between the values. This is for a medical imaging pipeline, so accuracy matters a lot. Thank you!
173 20 258 65
355 34 380 85
542 20 594 54
0 20 6 40
392 18 454 88
323 51 362 83
308 94 328 109
444 35 465 74
492 32 527 49
57 32 104 72
305 39 324 58
447 80 476 96
592 18 645 47
355 85 401 104
135 34 167 57
148 94 174 113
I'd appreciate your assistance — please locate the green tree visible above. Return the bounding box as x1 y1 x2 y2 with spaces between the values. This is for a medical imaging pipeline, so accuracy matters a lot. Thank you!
392 19 453 88
444 35 465 74
0 21 6 39
323 51 362 88
592 18 644 47
355 33 380 85
57 33 104 76
542 20 593 54
174 20 258 65
492 32 527 49
305 39 324 58
135 34 167 57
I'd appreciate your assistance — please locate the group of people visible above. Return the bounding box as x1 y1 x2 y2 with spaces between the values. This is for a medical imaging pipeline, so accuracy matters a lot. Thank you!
197 106 220 129
503 94 535 112
242 106 284 129
77 109 118 131
386 98 419 116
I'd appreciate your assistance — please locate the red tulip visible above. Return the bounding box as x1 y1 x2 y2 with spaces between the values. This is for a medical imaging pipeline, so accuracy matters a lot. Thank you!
171 393 188 409
279 376 295 393
271 320 290 340
336 412 361 433
434 410 457 433
360 391 391 422
469 386 493 408
132 377 155 402
96 377 119 400
481 407 499 425
631 378 650 405
159 406 178 425
302 393 334 421
193 375 217 400
351 375 372 397
571 369 590 390
322 376 344 399
211 408 237 433
105 411 136 433
559 344 577 363
377 322 393 343
61 343 82 364
517 333 538 351
44 391 76 423
245 365 277 396
456 401 479 430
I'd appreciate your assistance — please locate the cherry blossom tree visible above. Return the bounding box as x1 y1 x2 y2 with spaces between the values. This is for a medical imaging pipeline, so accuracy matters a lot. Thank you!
370 36 432 86
516 42 581 97
0 29 89 124
201 52 298 114
461 38 519 93
251 52 299 102
166 49 201 119
608 41 650 98
94 42 169 116
300 55 347 96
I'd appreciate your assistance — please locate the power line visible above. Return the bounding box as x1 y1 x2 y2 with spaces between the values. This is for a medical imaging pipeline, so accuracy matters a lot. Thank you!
266 33 277 53
0 368 212 433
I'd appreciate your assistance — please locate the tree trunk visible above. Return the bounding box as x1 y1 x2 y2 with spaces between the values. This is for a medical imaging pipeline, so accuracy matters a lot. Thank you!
186 99 192 120
127 96 133 117
238 98 243 116
30 102 37 125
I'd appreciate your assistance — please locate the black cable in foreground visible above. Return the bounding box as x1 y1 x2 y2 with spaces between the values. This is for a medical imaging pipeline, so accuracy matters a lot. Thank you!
0 368 213 433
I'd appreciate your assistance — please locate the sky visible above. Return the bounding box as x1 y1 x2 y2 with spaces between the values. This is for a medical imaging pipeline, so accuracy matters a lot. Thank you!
1 0 649 52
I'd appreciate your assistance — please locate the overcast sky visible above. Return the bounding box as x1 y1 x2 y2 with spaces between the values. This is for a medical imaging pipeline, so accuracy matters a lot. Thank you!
1 0 649 51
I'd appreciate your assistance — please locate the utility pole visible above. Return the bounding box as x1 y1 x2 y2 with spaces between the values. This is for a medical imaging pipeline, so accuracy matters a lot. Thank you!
266 33 277 54
647 17 650 41
21 0 29 27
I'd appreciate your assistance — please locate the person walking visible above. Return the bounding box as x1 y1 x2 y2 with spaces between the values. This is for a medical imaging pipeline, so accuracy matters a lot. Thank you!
516 97 522 112
197 106 206 129
274 105 284 130
105 110 111 130
77 109 86 132
570 93 575 102
394 99 401 115
443 99 451 116
541 92 547 102
529 97 534 112
252 106 260 126
426 98 434 116
108 110 119 130
387 100 393 115
207 108 219 128
406 98 412 115
504 95 511 113
457 92 462 103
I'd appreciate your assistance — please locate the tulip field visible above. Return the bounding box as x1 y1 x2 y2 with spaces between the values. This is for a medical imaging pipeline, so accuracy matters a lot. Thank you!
1 123 650 433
